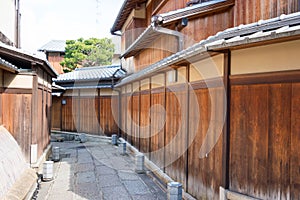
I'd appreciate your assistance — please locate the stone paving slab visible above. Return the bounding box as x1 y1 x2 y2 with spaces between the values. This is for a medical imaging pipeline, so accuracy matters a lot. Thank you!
35 139 167 200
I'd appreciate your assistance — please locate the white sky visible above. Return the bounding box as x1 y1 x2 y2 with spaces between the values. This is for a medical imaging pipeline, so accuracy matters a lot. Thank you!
21 0 124 52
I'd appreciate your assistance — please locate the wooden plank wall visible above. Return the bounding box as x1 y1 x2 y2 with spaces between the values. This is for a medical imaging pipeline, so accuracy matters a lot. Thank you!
0 68 52 163
233 0 299 26
1 93 32 162
51 96 62 130
120 81 224 199
230 79 300 199
187 86 224 199
165 88 188 189
52 92 118 136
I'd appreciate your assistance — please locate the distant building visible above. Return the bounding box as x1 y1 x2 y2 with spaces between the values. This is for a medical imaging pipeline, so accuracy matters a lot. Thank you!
38 40 66 74
52 65 126 135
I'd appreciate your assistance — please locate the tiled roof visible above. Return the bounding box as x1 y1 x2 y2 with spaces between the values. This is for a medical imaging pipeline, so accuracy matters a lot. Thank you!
38 40 66 53
116 12 300 87
0 56 18 72
0 42 58 77
54 65 126 83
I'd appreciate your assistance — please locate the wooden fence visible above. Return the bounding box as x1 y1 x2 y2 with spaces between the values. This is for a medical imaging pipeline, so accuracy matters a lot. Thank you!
52 95 118 136
119 71 300 199
120 79 225 199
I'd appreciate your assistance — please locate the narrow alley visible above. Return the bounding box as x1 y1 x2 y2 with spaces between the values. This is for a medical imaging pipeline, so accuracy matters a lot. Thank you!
35 136 166 200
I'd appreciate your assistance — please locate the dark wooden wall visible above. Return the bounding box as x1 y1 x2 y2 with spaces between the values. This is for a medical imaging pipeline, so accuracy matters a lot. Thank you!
1 93 32 162
230 74 300 199
0 68 52 163
233 0 300 26
120 80 224 199
51 92 118 136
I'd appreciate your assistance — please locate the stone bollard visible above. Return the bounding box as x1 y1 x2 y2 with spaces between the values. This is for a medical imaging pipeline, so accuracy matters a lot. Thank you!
168 182 182 200
135 154 145 174
119 142 126 155
52 146 60 162
111 134 117 145
79 134 87 143
43 161 54 181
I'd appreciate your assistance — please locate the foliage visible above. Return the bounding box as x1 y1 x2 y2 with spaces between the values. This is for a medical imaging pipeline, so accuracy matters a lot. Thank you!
60 37 115 72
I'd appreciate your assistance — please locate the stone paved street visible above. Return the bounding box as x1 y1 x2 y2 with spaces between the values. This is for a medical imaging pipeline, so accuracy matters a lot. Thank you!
36 137 166 200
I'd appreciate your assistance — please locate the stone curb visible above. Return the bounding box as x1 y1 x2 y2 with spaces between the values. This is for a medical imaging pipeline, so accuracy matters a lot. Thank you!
3 168 37 200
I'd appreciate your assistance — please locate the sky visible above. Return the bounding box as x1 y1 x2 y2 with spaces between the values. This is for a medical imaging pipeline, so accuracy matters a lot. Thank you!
21 0 124 52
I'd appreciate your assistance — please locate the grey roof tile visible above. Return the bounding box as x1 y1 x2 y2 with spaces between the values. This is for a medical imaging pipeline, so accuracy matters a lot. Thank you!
0 56 18 72
54 65 126 83
38 40 66 53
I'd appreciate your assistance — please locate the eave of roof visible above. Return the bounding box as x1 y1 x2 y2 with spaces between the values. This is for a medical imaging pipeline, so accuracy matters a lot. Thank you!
111 0 147 34
121 26 183 58
53 65 126 83
0 42 58 77
38 40 66 53
155 0 234 25
115 12 300 87
0 56 18 73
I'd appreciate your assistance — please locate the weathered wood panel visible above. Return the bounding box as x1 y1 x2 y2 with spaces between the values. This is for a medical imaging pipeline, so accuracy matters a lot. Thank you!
233 0 299 26
291 83 300 199
79 97 99 134
187 87 224 199
54 95 118 135
165 89 187 189
126 94 132 144
267 84 291 199
51 96 62 130
140 92 150 153
121 94 127 139
0 93 2 125
149 92 165 168
2 93 32 162
100 97 117 135
230 82 300 199
132 94 140 148
37 89 43 156
61 97 76 132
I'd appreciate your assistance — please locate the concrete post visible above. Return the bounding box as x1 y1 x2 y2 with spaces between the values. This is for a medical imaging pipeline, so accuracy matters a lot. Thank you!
112 134 117 145
168 182 182 200
43 161 54 181
79 133 87 143
135 154 145 173
52 146 60 162
119 142 126 155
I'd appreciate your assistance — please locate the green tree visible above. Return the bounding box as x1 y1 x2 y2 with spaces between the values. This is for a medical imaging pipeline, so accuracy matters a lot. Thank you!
61 37 114 72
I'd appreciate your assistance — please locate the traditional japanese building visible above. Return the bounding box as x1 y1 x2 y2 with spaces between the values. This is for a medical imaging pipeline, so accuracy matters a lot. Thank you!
112 0 300 199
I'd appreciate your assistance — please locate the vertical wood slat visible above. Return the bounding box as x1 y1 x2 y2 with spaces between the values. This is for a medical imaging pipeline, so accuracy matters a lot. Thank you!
291 83 300 199
0 92 2 125
140 91 150 154
234 0 298 26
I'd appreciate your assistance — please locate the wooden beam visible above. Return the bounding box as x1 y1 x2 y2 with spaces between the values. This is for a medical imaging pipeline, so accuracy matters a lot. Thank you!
149 77 152 160
222 50 231 189
185 65 190 191
31 64 38 145
163 72 167 173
